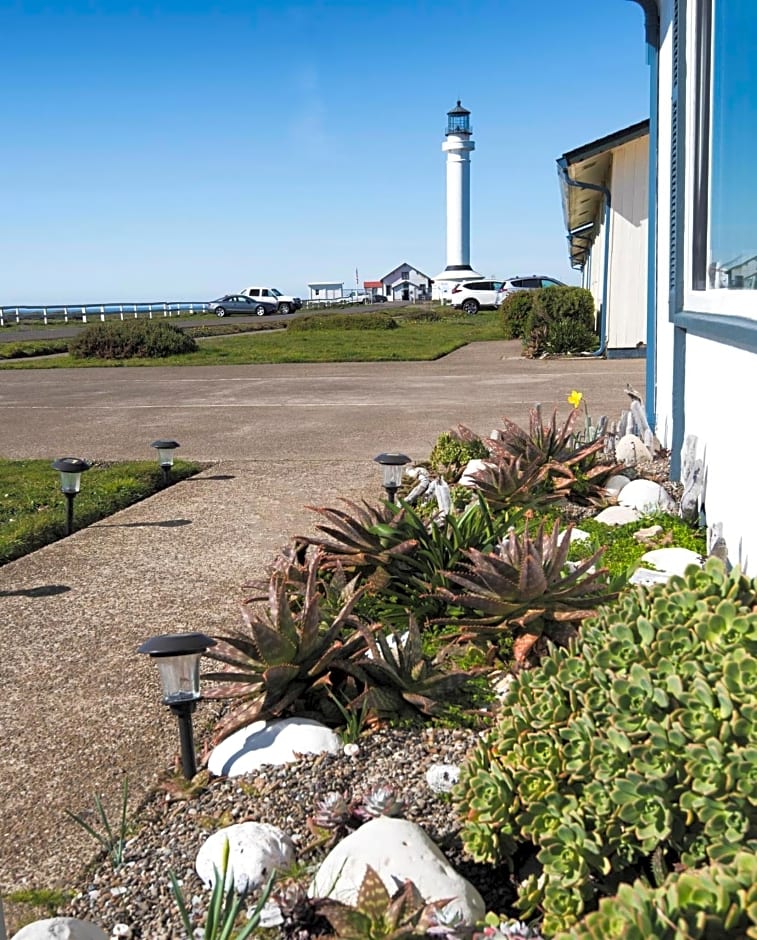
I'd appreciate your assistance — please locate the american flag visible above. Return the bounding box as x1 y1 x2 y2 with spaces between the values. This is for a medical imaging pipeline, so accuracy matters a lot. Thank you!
355 267 359 285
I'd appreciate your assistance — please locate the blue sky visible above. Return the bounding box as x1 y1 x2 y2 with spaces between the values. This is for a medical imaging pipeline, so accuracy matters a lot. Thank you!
2 0 650 305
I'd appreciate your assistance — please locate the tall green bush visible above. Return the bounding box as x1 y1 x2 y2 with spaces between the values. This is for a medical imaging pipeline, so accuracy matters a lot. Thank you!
454 559 757 935
523 287 597 357
500 292 535 340
69 319 197 359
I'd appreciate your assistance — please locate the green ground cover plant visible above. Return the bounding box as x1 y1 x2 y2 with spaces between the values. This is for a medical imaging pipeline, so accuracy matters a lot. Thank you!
0 310 503 368
454 558 757 935
566 512 706 575
0 339 69 359
0 457 202 566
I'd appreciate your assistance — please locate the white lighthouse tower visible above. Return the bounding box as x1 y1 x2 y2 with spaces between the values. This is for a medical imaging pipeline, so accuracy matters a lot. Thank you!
433 100 480 299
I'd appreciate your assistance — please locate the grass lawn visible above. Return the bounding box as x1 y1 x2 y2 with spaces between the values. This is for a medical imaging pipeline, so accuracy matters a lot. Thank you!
0 309 504 368
0 458 202 567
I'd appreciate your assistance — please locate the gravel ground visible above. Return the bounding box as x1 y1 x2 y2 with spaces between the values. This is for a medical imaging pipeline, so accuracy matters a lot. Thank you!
60 725 510 939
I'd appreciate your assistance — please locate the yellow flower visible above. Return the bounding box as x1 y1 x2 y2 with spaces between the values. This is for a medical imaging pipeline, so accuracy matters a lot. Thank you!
567 390 583 408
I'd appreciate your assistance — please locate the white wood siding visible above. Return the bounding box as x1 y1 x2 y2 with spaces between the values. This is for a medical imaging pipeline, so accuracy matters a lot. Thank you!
607 136 649 350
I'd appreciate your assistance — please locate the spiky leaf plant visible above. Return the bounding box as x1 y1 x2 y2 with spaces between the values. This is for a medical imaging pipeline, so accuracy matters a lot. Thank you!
465 455 559 512
299 498 418 574
485 406 621 506
345 616 482 721
314 865 453 939
454 559 757 936
203 550 371 743
441 520 619 660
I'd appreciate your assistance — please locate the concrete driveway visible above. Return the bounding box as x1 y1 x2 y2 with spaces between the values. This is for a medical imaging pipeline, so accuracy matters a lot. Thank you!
0 342 644 462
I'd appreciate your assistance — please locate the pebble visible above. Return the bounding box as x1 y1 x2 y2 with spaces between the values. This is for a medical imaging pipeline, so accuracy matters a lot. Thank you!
61 726 511 937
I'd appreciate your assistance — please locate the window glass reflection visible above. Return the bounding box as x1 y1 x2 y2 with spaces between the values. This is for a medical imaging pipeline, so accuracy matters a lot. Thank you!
708 0 757 290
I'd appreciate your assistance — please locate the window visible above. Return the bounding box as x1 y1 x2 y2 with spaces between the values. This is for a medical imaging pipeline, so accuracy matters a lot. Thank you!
683 0 757 320
707 0 757 291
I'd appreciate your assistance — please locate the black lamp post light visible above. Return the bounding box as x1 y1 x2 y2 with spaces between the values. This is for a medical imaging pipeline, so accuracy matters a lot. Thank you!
151 439 180 485
138 632 217 779
373 452 411 504
51 457 91 535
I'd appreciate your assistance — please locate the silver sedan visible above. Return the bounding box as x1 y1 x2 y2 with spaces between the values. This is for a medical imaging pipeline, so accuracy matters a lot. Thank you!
208 294 278 317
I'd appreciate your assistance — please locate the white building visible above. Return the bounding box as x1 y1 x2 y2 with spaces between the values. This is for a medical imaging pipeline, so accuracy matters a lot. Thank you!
381 263 432 303
433 101 480 301
624 0 757 571
557 120 650 358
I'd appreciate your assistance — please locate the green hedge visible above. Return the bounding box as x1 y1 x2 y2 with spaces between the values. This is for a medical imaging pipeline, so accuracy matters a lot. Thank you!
523 287 597 357
500 291 535 340
69 320 198 359
287 313 398 331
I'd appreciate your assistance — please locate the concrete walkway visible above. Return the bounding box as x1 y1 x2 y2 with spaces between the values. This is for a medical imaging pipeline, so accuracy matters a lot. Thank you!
0 343 644 899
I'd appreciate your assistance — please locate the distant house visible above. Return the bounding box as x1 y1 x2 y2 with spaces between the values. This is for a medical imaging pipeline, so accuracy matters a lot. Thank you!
557 119 650 358
363 280 384 301
381 263 433 302
307 281 344 301
609 0 757 573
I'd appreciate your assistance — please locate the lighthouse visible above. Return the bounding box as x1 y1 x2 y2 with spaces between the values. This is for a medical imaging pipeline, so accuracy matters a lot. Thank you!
433 100 480 298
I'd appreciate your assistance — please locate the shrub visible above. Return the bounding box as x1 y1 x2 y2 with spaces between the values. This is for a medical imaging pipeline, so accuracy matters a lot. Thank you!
557 851 757 940
287 313 398 332
500 292 535 340
428 428 490 480
454 559 757 935
523 287 596 358
69 319 197 359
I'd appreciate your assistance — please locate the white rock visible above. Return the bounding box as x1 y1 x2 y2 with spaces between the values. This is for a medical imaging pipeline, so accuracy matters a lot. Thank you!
615 434 653 467
11 919 109 940
459 459 491 487
208 717 342 777
629 568 673 586
309 816 485 926
604 474 631 497
196 822 295 894
562 527 590 543
110 927 132 940
343 742 360 757
618 479 675 513
593 505 641 526
425 763 460 793
640 547 703 576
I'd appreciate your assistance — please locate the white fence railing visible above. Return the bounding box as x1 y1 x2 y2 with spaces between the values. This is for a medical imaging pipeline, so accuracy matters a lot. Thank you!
0 301 211 327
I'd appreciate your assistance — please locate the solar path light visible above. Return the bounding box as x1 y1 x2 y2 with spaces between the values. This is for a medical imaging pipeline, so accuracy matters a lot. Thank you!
373 452 411 504
51 457 91 536
151 439 180 485
138 632 217 779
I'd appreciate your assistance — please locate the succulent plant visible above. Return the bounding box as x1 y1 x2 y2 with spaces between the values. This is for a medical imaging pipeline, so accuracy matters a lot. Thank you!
428 426 491 481
352 785 407 821
555 851 757 939
464 455 558 513
440 520 619 660
484 406 621 506
454 559 757 934
345 615 482 721
314 864 455 939
310 791 352 831
202 550 371 742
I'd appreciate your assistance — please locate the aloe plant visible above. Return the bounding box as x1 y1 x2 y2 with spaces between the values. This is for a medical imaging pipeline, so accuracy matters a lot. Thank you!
441 520 620 660
314 865 454 939
345 616 482 720
202 550 371 743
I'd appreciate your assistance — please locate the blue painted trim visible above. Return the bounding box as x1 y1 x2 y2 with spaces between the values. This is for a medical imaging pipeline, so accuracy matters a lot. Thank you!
645 43 659 431
674 311 757 353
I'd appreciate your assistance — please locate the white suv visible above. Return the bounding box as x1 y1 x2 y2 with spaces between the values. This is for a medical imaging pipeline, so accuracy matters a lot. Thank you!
449 279 504 315
240 286 302 315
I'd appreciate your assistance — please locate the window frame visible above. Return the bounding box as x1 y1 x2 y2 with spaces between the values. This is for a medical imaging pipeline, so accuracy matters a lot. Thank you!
674 0 757 347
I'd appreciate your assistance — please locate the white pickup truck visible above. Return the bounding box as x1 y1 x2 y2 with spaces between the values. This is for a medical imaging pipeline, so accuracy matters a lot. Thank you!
240 286 302 315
